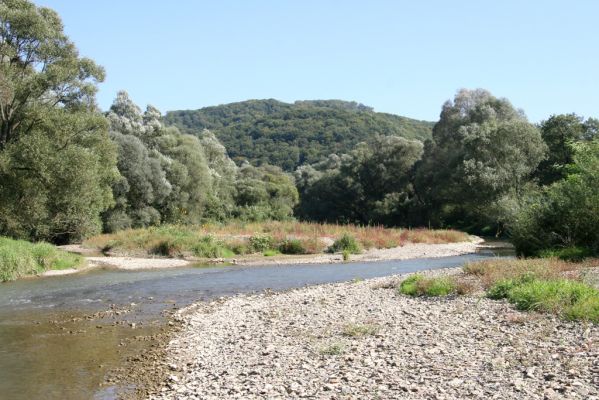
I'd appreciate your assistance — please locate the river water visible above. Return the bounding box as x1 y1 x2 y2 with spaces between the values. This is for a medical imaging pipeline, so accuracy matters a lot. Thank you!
0 244 513 399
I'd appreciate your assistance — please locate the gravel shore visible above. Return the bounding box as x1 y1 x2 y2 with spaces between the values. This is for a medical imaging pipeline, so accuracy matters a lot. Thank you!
147 268 598 400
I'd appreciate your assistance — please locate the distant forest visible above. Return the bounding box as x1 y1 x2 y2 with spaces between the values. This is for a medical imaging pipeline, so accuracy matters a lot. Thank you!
164 99 434 170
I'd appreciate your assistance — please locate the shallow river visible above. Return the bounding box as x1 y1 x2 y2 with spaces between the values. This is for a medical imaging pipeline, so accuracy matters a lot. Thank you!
0 244 513 399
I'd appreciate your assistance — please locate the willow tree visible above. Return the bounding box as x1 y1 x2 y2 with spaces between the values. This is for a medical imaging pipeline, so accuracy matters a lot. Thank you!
415 89 546 232
0 0 117 242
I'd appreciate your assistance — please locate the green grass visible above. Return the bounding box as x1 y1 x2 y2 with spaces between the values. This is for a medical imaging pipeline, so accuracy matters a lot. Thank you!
488 277 599 322
263 249 280 257
0 237 84 282
398 274 456 297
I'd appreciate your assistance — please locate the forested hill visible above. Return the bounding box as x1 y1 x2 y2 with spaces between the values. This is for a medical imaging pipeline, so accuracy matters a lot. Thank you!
163 99 434 170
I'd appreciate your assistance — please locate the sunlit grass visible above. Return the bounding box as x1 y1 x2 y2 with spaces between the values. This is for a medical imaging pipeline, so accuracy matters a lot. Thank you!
0 237 84 282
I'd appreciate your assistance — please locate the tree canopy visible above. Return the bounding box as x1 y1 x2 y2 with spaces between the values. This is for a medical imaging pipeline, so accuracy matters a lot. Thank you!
414 89 547 232
164 99 433 171
0 0 116 243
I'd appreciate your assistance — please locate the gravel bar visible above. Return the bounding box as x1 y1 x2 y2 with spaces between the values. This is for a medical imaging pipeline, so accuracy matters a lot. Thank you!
148 268 598 399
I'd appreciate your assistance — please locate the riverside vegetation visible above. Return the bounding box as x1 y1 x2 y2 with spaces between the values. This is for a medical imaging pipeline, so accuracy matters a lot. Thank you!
398 258 599 323
82 222 468 259
1 0 599 317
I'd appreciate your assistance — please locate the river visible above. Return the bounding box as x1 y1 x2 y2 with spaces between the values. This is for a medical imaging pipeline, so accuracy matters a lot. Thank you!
0 244 513 399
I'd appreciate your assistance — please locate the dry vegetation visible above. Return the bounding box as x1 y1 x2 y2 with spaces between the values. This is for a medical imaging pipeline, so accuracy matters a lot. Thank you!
83 222 470 258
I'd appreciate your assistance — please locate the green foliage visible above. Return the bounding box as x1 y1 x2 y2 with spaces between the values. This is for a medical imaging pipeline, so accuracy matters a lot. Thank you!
342 250 351 261
191 236 235 258
488 277 599 322
0 0 118 243
164 99 433 171
278 239 306 254
415 89 547 233
248 235 274 252
510 141 599 256
329 234 361 254
234 163 299 221
535 114 599 185
263 249 280 257
539 247 592 262
0 237 83 281
296 135 423 225
398 274 456 297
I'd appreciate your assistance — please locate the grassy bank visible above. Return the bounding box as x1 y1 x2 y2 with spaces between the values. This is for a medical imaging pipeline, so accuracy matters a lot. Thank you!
0 237 84 282
83 222 470 258
397 258 599 323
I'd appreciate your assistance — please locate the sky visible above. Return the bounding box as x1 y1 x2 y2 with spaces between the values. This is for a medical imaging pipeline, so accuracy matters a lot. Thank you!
37 0 599 122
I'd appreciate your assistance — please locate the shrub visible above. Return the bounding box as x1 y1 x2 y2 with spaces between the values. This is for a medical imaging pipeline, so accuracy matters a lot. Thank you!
329 233 361 254
398 274 456 297
263 249 280 257
248 235 274 253
278 239 306 254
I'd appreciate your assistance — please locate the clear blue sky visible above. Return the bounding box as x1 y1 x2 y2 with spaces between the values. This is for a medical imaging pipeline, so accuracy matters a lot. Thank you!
37 0 599 122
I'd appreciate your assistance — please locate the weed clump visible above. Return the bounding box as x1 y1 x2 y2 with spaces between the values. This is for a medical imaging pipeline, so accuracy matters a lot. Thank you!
398 274 456 297
342 323 379 337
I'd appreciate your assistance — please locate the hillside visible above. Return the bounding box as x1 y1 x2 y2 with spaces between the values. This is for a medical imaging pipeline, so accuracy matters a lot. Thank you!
164 99 434 171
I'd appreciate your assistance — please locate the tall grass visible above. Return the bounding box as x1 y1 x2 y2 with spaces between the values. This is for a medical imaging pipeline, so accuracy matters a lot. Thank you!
463 258 596 288
0 237 83 282
464 258 599 323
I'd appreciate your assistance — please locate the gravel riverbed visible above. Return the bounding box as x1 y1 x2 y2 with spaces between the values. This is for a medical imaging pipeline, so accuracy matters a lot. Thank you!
146 268 598 400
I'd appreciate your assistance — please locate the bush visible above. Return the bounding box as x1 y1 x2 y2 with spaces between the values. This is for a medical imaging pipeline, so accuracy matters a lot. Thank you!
398 274 456 297
248 235 274 253
329 233 361 254
0 237 83 282
278 239 306 254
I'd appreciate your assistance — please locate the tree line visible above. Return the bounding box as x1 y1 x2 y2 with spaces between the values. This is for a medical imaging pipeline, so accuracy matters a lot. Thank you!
1 0 598 258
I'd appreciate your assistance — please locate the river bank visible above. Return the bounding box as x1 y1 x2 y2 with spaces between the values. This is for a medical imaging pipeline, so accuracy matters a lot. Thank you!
144 267 598 400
